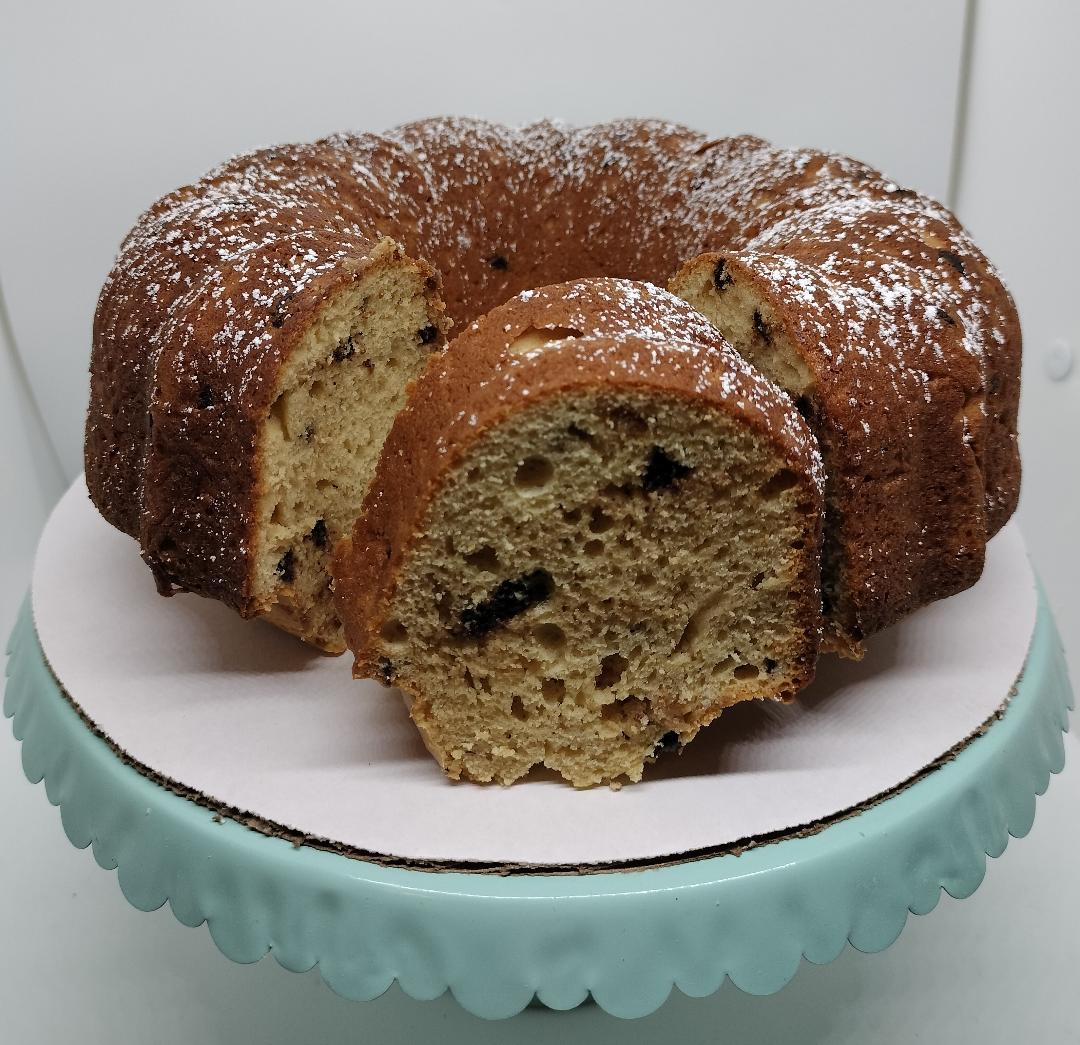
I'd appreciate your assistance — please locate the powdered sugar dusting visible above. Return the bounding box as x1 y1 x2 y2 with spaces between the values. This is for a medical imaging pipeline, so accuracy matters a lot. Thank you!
86 118 1018 619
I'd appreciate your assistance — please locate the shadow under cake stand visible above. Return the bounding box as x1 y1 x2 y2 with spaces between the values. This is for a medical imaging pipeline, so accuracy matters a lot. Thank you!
3 479 1073 1020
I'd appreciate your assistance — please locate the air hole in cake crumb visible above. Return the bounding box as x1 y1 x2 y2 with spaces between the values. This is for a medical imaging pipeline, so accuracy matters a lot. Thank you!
271 503 287 526
417 324 440 345
715 656 736 674
435 590 453 625
514 456 554 492
269 394 291 439
583 539 604 557
561 507 582 524
601 481 633 500
675 616 701 655
636 572 656 589
764 658 778 673
463 546 500 573
600 695 646 724
380 619 409 645
541 678 566 703
750 572 766 589
676 590 724 654
656 731 681 753
567 423 597 446
487 254 509 270
795 396 813 420
510 695 529 721
760 469 799 499
588 507 615 533
596 653 629 690
733 664 760 680
466 467 481 483
196 385 214 409
608 405 648 433
534 623 566 652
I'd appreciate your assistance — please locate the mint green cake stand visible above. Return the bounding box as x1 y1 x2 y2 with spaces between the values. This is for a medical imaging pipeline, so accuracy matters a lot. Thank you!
3 592 1072 1021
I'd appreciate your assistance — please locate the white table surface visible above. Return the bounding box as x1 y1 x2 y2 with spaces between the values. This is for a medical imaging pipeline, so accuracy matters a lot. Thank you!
1 645 1076 1044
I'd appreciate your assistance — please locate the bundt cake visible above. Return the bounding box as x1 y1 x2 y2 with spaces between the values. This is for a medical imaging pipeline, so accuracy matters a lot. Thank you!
85 117 1020 657
332 280 824 786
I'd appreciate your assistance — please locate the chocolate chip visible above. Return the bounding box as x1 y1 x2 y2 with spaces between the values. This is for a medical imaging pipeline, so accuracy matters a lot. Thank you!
417 324 439 345
308 519 328 549
642 447 694 493
656 731 680 753
275 549 295 583
567 423 593 441
457 569 555 638
935 307 957 327
376 657 395 685
333 335 356 362
609 405 648 433
197 385 214 409
753 309 773 345
487 254 509 271
938 249 965 275
713 258 734 292
764 658 778 673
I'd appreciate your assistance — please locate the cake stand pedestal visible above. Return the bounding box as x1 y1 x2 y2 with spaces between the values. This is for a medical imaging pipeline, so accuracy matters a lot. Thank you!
3 482 1073 1021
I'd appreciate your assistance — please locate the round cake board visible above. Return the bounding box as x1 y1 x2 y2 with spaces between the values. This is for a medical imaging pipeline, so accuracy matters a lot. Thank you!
31 479 1037 869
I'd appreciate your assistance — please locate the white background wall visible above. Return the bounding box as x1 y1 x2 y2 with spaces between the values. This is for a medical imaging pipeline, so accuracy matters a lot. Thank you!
953 0 1080 679
1 2 1078 1042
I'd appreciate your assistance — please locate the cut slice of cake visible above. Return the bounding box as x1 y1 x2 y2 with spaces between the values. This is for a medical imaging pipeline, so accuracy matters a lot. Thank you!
332 280 824 786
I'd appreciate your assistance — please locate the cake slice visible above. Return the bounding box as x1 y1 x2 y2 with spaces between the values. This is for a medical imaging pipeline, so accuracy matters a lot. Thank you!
332 280 824 786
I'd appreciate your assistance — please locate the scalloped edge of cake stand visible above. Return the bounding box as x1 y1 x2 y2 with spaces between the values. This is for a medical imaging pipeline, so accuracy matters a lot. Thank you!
4 590 1073 1020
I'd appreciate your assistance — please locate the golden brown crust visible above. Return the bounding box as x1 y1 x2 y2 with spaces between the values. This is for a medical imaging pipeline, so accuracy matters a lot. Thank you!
87 118 1019 638
332 279 824 677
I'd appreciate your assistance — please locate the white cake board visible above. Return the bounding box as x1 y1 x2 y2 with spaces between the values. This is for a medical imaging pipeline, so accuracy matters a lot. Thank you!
31 479 1037 867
